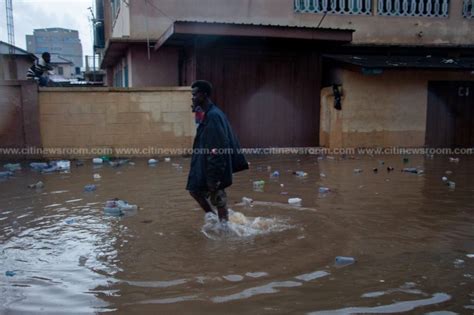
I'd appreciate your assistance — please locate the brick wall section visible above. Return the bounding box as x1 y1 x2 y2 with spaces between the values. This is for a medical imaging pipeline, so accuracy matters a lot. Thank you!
39 87 194 157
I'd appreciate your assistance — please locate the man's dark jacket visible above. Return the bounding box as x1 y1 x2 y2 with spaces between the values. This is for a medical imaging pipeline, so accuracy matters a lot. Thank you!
186 103 248 192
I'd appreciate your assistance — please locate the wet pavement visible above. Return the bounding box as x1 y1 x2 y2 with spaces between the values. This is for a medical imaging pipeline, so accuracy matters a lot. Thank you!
0 155 473 314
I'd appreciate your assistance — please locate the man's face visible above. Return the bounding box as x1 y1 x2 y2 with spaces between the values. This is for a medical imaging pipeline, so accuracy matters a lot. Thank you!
43 55 51 63
191 87 206 110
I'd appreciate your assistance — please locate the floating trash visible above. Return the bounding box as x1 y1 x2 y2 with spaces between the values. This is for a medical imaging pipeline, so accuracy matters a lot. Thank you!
93 174 101 180
148 159 158 165
0 171 13 178
319 187 330 194
449 157 460 163
103 199 138 216
270 171 280 178
242 197 253 207
164 157 171 162
253 180 265 191
288 198 302 206
320 173 327 178
4 163 21 171
335 256 355 267
92 158 103 165
353 168 363 173
293 171 308 177
28 181 44 189
5 271 16 277
84 184 97 192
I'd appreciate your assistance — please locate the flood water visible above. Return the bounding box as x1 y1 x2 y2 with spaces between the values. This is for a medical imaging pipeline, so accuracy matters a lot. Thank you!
1 155 473 314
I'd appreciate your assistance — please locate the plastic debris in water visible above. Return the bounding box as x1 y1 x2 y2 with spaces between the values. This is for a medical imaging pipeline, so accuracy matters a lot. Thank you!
242 197 253 207
402 168 418 174
0 171 14 178
28 181 44 189
387 166 395 172
4 163 21 171
164 157 171 162
445 170 453 175
353 168 363 173
449 157 460 163
93 173 101 180
320 173 327 178
84 184 97 192
293 171 308 177
270 171 280 178
378 160 385 165
93 158 103 164
442 176 448 182
373 168 378 173
103 199 138 216
447 181 456 189
54 160 71 171
335 256 355 267
75 160 85 167
319 187 330 194
288 198 302 206
148 159 158 165
5 271 16 277
30 162 49 170
129 161 136 166
253 180 265 191
65 218 75 224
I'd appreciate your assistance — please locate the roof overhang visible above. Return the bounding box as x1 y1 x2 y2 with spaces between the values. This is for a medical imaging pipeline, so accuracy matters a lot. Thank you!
101 39 145 68
324 54 474 71
154 21 353 51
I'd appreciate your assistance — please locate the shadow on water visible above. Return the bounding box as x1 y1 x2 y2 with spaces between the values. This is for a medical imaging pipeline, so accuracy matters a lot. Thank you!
0 155 473 314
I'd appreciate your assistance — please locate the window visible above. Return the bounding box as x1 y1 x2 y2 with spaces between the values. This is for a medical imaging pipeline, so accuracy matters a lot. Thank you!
377 0 450 17
464 0 474 18
58 67 64 75
295 0 372 15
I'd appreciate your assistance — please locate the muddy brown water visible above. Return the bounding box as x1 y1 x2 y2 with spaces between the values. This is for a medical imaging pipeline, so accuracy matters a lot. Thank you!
0 155 473 314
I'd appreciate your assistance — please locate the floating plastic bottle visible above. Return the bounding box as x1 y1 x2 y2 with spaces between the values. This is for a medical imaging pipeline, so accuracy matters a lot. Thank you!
449 157 460 163
288 198 302 206
93 173 101 180
0 171 13 178
293 171 308 177
447 181 456 189
242 197 253 207
103 199 138 216
442 176 448 182
28 181 44 189
84 184 97 192
3 163 21 171
30 162 49 170
92 158 103 165
335 256 355 266
402 168 418 174
270 171 280 178
319 187 330 194
148 159 158 165
164 157 171 162
353 168 363 173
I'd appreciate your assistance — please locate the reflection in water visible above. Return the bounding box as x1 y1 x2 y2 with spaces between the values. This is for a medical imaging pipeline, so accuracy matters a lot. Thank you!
0 155 473 314
309 293 451 314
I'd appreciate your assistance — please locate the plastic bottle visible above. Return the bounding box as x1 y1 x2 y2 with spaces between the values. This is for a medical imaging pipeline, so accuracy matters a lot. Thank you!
242 197 253 207
0 171 13 178
270 171 280 178
30 162 49 170
28 181 44 189
319 187 330 194
253 180 265 190
288 198 302 206
353 168 363 173
402 168 418 173
148 159 158 165
93 158 103 164
3 163 21 171
293 171 308 177
335 256 355 266
84 184 97 192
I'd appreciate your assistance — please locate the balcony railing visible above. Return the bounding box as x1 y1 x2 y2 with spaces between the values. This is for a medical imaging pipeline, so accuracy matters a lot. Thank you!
295 0 453 17
464 0 474 18
377 0 450 17
294 0 372 15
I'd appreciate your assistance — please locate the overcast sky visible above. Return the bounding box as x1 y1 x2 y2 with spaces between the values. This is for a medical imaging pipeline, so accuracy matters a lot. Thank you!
0 0 94 60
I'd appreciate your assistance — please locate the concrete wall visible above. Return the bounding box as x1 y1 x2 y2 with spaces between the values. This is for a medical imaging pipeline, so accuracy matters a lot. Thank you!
121 0 473 45
0 81 41 151
38 87 194 157
1 56 33 80
129 45 179 87
320 69 474 148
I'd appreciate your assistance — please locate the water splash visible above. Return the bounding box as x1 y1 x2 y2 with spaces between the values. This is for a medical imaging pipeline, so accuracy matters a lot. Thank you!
201 209 292 240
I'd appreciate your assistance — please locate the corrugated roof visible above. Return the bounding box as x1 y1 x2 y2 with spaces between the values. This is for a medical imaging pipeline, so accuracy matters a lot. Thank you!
0 41 37 58
174 18 354 32
35 53 73 64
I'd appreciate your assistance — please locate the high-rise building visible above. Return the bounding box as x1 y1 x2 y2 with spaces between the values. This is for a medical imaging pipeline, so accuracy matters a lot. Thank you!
26 28 83 68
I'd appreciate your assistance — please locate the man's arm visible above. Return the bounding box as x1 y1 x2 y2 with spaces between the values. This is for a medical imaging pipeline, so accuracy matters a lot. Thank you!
203 113 229 190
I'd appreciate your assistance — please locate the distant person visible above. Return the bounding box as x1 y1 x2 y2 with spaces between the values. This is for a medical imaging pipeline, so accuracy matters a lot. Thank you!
187 80 248 223
27 52 53 86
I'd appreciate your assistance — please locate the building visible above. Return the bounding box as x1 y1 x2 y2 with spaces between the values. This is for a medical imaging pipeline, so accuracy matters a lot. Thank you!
36 53 76 79
96 0 474 148
0 41 37 80
26 28 83 69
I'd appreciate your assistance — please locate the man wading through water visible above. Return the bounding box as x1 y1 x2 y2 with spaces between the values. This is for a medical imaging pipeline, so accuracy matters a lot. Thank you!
187 80 248 223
